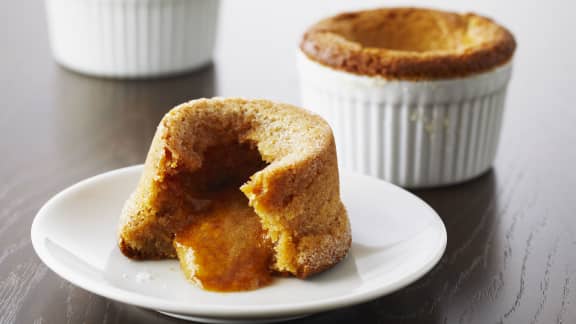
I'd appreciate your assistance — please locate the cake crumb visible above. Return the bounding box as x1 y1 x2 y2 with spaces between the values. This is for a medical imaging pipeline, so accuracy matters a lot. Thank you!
135 271 153 283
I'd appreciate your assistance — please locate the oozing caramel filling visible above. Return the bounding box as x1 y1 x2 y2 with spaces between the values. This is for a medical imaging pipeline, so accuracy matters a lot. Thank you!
167 143 273 292
174 189 273 292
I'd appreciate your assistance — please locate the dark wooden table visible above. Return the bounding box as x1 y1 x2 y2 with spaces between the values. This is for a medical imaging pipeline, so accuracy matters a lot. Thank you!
2 1 576 323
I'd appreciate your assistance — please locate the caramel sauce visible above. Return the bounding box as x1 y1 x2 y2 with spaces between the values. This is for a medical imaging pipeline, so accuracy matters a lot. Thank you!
174 189 273 292
167 143 273 292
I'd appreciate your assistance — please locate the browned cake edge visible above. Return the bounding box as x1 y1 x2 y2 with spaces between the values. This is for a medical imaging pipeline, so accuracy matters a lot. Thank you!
300 7 516 80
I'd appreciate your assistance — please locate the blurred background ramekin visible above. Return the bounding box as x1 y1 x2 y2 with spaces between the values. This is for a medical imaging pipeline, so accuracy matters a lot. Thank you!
45 0 219 78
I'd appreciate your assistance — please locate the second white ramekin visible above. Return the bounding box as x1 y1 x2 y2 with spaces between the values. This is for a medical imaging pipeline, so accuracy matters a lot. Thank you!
45 0 219 78
298 52 513 188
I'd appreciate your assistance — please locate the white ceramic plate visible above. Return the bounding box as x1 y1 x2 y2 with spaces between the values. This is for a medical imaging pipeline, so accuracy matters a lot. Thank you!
31 165 446 323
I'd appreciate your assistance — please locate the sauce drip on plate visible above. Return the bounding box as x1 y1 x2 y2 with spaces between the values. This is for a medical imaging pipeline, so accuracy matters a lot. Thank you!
174 189 273 292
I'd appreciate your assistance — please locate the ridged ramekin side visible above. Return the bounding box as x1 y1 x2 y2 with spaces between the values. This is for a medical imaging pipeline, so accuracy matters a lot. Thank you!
45 0 219 78
298 52 512 188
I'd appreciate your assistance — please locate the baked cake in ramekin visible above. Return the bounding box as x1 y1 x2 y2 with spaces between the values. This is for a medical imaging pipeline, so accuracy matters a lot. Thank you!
298 7 516 188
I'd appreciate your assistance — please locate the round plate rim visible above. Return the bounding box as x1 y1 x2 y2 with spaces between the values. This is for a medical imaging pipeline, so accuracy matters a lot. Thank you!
31 165 447 319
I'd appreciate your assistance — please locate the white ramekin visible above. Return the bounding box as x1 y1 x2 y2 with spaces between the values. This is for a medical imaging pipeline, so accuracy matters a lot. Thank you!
45 0 219 78
298 52 513 188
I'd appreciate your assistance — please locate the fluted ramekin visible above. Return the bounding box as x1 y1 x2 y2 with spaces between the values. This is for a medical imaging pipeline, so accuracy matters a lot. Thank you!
298 51 513 188
45 0 219 78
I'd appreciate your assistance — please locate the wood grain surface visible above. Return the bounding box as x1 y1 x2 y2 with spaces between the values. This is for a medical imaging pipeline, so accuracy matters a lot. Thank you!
2 1 576 323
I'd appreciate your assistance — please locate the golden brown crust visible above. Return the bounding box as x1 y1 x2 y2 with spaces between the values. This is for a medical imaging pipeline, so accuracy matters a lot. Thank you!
300 7 516 80
118 98 351 278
